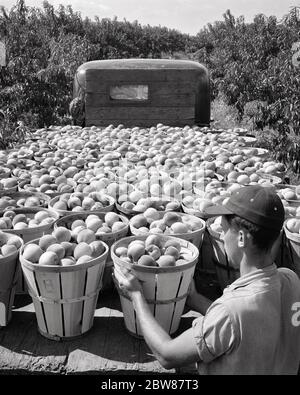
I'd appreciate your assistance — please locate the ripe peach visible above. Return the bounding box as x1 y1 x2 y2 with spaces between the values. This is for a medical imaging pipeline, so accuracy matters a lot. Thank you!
39 234 58 251
165 201 180 211
85 217 102 232
0 219 8 229
157 255 176 267
60 241 75 256
71 219 86 231
6 235 22 249
121 201 135 210
145 244 161 260
76 255 93 265
115 246 128 257
145 234 162 249
111 221 127 233
130 214 148 229
53 200 68 211
67 196 82 209
89 240 106 257
14 222 28 230
74 242 93 260
138 255 156 266
53 226 72 243
12 214 27 227
104 212 120 227
164 246 180 260
81 197 95 210
3 210 16 220
128 243 145 262
163 212 182 227
23 243 44 263
164 239 181 252
47 243 65 260
143 207 160 223
77 228 96 244
39 251 60 266
34 211 50 223
61 257 76 266
1 244 17 256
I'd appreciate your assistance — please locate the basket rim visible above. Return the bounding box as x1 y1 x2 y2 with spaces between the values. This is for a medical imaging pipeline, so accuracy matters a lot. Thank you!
54 211 129 233
20 237 109 272
129 211 205 236
111 234 199 273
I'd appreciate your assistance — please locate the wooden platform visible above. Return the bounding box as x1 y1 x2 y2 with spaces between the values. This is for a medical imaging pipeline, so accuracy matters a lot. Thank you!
0 289 203 375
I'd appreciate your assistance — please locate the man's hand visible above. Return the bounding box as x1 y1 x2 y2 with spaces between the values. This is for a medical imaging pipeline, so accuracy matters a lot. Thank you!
113 264 143 298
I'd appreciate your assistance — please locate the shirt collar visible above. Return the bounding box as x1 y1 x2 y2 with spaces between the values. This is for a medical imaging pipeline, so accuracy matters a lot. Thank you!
225 263 278 292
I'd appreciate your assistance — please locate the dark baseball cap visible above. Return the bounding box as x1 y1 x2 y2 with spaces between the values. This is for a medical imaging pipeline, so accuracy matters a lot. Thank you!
205 185 285 231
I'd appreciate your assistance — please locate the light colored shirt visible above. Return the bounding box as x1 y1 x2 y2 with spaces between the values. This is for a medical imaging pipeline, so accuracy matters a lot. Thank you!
192 264 300 375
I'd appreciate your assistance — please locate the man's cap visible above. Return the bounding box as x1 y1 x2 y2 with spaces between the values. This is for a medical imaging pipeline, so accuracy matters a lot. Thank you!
205 185 285 231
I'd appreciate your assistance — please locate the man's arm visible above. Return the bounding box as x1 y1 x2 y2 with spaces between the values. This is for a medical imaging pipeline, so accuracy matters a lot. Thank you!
131 291 200 369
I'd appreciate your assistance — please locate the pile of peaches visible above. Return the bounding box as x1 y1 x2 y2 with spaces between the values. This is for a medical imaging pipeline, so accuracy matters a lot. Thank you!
114 234 192 267
0 210 56 230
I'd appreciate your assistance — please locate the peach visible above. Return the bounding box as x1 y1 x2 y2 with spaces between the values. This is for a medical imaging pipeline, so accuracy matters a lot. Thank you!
145 244 161 260
157 255 176 267
53 200 68 211
85 217 103 232
39 251 60 266
34 211 50 223
14 222 28 230
77 228 96 244
47 243 65 260
115 246 128 257
6 235 22 249
74 242 93 260
0 219 8 229
12 214 27 227
81 197 95 210
128 243 145 262
111 221 127 233
71 219 86 231
39 234 58 251
145 234 162 249
76 255 93 265
89 240 106 257
1 244 17 256
163 212 182 227
164 246 180 260
164 239 181 252
130 214 148 229
104 212 119 228
121 201 135 210
138 255 156 266
165 201 180 211
3 210 16 220
23 243 44 263
60 241 75 256
53 226 72 242
61 257 76 266
67 197 82 209
286 218 300 233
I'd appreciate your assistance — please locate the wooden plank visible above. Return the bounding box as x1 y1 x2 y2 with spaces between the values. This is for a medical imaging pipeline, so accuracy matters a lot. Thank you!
34 271 64 338
86 106 195 121
60 270 86 337
86 92 195 107
86 69 199 88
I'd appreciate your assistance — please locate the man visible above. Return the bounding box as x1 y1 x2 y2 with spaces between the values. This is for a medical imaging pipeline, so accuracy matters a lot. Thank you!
114 185 300 375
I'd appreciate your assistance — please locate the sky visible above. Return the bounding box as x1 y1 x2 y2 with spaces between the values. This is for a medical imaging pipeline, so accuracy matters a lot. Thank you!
0 0 297 35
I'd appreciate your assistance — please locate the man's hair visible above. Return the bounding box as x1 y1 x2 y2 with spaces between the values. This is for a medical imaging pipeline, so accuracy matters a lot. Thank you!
226 214 280 252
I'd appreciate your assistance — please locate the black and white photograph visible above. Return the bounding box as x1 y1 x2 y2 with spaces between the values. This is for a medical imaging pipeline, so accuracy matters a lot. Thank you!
0 0 299 381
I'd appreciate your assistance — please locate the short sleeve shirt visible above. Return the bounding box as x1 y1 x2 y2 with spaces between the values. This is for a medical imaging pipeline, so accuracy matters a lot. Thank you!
192 265 300 375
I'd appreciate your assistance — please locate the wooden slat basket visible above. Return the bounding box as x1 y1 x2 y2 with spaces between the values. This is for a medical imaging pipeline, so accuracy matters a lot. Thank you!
111 235 199 338
2 207 59 294
20 238 109 340
0 233 23 327
54 212 129 291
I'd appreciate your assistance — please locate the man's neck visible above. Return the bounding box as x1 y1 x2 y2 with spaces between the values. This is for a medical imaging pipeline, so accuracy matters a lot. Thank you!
239 253 274 277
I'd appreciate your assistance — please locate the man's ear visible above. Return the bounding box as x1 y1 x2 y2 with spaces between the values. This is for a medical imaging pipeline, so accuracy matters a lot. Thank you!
238 230 245 248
